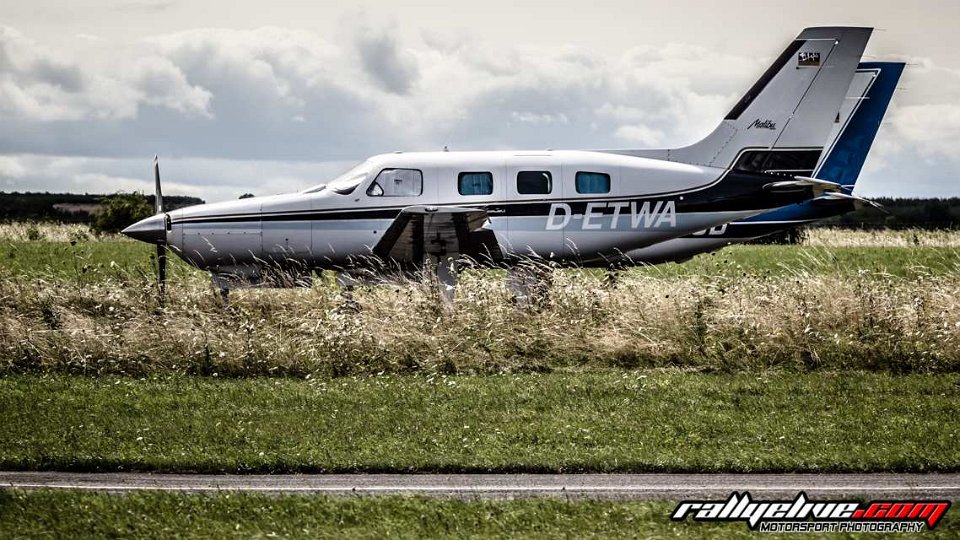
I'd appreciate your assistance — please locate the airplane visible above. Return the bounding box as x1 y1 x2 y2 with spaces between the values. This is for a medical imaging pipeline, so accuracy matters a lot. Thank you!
122 26 873 302
616 61 905 265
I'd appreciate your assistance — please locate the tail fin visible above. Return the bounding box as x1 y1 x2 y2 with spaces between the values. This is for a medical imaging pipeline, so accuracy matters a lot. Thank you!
626 27 872 171
813 62 905 190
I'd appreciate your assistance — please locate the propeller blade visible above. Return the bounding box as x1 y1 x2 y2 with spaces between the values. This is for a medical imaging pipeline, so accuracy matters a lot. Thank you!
157 242 167 305
153 156 167 306
154 155 163 214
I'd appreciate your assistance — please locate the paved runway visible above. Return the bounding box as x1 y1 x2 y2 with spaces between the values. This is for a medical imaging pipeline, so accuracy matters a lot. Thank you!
2 472 958 499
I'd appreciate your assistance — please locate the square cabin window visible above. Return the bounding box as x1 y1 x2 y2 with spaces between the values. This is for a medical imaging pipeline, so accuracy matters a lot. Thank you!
458 172 494 196
367 169 423 197
575 172 611 194
517 170 552 195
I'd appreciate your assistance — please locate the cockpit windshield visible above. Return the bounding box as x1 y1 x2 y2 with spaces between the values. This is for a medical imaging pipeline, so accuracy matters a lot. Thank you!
302 161 374 195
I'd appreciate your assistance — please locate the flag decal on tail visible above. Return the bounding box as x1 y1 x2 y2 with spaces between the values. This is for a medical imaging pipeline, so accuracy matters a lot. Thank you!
799 51 821 66
724 40 805 121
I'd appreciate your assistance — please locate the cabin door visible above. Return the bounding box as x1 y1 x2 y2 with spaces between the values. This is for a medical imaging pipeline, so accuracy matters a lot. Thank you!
505 156 564 260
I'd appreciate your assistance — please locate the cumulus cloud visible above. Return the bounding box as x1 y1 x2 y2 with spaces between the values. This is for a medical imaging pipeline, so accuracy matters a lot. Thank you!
355 27 419 94
131 57 213 117
876 59 960 160
0 23 757 159
0 25 210 122
891 103 960 159
614 125 665 147
0 156 27 179
0 24 958 198
850 58 960 196
0 153 356 202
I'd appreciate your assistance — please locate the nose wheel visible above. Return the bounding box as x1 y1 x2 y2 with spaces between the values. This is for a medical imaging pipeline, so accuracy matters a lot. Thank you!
208 274 230 309
335 271 362 312
431 255 458 306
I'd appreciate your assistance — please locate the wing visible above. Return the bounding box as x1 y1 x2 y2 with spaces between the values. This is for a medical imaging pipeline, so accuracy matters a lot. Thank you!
372 206 504 264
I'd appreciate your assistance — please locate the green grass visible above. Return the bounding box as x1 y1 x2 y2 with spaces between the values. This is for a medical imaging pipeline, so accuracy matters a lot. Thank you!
1 233 958 537
1 373 957 474
630 244 960 279
5 240 960 377
0 238 198 283
9 491 954 540
2 239 960 282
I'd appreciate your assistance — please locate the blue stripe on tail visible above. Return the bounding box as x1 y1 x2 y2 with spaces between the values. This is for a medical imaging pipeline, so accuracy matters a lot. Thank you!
817 62 905 191
739 62 904 225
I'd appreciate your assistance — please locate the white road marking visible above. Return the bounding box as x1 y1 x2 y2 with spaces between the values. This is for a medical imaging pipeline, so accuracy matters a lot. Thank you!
3 473 959 499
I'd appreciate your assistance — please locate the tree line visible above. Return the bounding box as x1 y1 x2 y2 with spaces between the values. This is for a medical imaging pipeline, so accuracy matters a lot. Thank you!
3 192 960 236
0 192 205 233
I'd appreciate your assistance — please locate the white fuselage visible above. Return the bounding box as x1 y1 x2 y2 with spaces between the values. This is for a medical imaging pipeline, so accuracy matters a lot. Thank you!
165 150 772 271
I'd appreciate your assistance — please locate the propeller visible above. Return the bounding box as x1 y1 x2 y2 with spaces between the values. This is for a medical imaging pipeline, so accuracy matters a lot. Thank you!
119 155 171 306
154 155 167 306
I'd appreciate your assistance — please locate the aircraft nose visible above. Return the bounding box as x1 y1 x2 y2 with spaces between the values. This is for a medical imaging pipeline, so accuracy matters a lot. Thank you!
121 214 167 244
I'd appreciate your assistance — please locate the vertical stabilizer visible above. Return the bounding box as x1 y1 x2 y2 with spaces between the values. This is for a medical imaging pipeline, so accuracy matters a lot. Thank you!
619 27 873 172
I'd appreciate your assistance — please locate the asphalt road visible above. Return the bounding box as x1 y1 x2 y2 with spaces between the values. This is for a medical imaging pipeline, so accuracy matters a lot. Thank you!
2 472 958 499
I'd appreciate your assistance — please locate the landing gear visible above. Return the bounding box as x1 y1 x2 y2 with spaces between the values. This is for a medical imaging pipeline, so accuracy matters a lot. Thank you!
210 273 230 309
430 254 458 306
332 255 460 310
603 266 622 289
335 271 362 312
218 286 230 309
506 262 553 308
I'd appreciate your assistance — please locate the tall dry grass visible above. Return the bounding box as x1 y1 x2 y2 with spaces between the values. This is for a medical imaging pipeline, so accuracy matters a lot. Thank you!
804 227 960 247
0 222 126 243
5 222 960 246
3 263 959 377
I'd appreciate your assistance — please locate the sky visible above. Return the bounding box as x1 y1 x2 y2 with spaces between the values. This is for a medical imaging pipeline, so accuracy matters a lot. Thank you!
1 0 959 203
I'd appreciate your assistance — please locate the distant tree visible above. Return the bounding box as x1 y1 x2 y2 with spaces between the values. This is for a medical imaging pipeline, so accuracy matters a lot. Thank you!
0 192 204 223
91 192 153 234
239 193 255 199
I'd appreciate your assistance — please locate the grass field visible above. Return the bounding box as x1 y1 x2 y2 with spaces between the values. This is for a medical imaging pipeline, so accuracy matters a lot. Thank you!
1 491 956 539
3 238 960 376
1 225 959 536
2 373 956 473
3 234 960 282
0 492 719 539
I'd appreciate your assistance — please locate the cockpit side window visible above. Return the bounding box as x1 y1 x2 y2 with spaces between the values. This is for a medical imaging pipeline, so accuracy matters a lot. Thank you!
305 161 373 195
367 169 423 197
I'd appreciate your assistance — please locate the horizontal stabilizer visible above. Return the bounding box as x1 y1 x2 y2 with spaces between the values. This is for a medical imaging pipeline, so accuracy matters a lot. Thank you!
813 191 887 212
764 176 841 196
